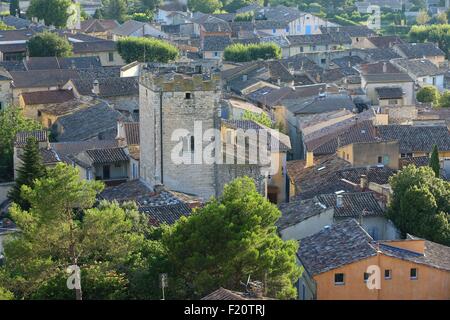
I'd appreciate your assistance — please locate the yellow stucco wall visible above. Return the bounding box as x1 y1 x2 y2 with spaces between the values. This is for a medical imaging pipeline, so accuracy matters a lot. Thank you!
314 254 450 300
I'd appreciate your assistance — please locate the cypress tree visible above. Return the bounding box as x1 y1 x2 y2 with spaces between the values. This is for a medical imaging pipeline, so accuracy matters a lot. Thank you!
430 144 440 178
9 0 19 17
8 137 47 209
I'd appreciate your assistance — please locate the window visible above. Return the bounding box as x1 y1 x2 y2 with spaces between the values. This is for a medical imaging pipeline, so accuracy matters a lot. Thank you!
185 92 192 99
300 46 304 53
272 28 276 34
334 273 345 285
377 156 383 164
321 58 326 64
384 269 392 280
37 110 42 117
410 268 418 280
285 27 289 32
214 51 218 57
108 52 114 62
388 99 398 105
190 136 195 152
363 272 370 282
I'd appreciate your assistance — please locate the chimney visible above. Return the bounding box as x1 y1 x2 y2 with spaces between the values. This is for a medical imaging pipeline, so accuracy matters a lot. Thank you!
336 194 343 208
360 174 368 190
242 74 248 81
382 62 387 73
247 281 264 298
92 79 100 95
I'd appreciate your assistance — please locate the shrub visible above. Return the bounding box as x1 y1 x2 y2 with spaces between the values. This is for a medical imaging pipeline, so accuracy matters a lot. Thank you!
116 36 179 63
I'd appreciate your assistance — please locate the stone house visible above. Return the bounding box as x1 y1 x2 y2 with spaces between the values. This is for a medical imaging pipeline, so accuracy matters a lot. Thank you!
392 43 446 67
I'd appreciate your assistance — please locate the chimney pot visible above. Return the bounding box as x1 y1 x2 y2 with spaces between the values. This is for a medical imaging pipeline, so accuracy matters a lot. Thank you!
336 194 343 208
360 174 368 190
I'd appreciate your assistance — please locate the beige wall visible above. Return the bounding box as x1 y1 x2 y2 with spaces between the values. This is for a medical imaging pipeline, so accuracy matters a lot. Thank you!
72 51 124 67
280 208 334 241
338 140 400 170
314 254 450 300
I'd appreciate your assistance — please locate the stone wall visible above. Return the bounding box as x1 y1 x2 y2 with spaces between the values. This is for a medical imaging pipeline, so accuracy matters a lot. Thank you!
139 72 222 200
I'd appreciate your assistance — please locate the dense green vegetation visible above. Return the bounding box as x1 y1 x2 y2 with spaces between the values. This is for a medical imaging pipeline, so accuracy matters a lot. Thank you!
224 42 281 62
0 107 42 182
117 36 179 63
27 0 74 28
27 32 73 57
8 137 47 210
388 165 450 246
409 24 450 58
0 169 300 299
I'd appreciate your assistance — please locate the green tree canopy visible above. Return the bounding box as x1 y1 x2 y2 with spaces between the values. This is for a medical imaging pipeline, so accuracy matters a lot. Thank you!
0 163 156 300
416 86 440 104
0 287 14 300
8 137 47 210
9 0 19 17
27 0 73 28
102 0 128 23
430 145 440 178
116 36 179 63
439 90 450 108
188 0 223 14
242 110 273 128
161 177 301 299
141 0 162 11
224 42 282 62
0 107 42 182
388 165 450 245
27 32 73 57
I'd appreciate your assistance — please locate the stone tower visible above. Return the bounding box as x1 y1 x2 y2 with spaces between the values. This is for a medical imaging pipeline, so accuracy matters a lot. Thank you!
139 66 222 200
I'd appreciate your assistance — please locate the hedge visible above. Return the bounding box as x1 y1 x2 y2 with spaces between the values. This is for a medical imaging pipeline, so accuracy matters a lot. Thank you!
116 36 179 63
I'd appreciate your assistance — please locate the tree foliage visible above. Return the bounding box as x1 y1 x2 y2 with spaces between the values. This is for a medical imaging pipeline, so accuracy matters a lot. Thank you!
141 0 162 11
242 110 273 128
8 137 47 210
388 165 450 246
28 32 73 57
409 24 450 58
0 21 15 30
234 11 254 22
416 86 440 104
161 177 302 299
430 145 440 178
0 287 14 300
188 0 223 14
117 36 179 63
224 42 282 62
0 107 42 182
27 0 74 28
102 0 128 23
9 0 19 17
0 163 155 299
439 90 450 108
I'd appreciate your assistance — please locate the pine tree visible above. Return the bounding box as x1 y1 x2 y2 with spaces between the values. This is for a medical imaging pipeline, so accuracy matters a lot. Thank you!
430 144 440 177
8 137 47 210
